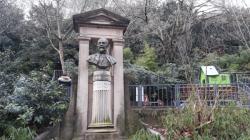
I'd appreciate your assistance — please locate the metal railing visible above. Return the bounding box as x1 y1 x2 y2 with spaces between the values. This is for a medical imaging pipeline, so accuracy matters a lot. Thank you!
236 73 250 85
129 84 250 108
129 84 175 107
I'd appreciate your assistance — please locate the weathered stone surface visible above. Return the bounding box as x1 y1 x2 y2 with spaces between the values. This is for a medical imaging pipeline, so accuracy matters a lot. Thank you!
72 8 129 139
73 8 129 32
113 39 125 136
75 37 90 136
90 71 113 127
93 71 111 81
85 131 120 140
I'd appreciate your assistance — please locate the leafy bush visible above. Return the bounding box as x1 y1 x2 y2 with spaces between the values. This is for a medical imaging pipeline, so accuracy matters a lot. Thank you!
0 71 69 135
202 49 250 72
0 50 17 97
124 47 134 63
135 42 158 71
129 129 160 140
64 59 77 76
164 98 250 139
210 107 250 139
0 127 35 140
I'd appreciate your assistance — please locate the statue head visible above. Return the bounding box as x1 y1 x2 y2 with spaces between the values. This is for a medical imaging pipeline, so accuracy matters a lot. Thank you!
97 38 109 54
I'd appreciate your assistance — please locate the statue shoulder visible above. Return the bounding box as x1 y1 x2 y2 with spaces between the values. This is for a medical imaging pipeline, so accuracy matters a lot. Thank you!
106 55 116 65
88 53 100 64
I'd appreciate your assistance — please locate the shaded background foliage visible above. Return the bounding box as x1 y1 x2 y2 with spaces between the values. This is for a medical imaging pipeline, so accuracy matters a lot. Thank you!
1 0 250 138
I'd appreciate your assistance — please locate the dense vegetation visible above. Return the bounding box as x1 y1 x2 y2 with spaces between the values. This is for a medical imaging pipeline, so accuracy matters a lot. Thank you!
130 129 161 140
1 0 250 139
164 96 250 139
131 99 250 140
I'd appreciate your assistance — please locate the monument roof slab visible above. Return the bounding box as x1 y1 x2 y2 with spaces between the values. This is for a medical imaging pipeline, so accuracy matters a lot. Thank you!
73 8 130 32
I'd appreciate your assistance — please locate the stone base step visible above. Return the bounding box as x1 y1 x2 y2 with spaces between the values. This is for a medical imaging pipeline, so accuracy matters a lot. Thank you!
73 131 127 140
85 131 119 140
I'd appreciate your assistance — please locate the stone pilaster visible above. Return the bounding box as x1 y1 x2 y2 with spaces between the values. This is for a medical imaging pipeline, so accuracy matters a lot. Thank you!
75 36 90 137
112 39 126 136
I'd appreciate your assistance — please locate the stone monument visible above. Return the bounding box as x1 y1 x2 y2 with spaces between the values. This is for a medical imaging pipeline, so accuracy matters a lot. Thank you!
73 8 129 140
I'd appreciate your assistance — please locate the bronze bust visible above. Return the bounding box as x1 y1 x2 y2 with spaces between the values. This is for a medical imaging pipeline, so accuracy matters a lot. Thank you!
88 38 116 69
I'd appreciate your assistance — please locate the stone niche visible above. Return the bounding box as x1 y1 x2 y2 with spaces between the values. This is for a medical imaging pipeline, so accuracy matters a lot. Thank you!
73 8 129 140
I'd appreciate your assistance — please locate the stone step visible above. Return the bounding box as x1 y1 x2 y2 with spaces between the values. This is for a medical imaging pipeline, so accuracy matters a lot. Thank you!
85 131 120 140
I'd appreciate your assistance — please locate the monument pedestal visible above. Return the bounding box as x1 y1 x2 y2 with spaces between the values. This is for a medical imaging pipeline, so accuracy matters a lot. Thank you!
89 70 113 128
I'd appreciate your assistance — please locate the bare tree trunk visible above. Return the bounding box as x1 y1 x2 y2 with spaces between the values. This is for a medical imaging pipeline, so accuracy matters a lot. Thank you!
59 41 66 75
56 0 66 75
144 0 148 24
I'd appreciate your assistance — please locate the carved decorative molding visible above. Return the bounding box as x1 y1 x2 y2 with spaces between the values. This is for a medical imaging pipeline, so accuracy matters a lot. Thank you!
73 8 129 32
78 36 91 41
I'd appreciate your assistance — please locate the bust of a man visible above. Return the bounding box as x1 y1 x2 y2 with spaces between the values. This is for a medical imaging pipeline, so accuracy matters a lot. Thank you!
88 38 116 69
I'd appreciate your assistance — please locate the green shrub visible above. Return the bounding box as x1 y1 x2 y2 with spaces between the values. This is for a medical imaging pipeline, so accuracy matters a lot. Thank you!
217 49 250 71
129 129 160 140
124 47 134 63
0 127 35 140
201 49 250 72
0 71 69 135
135 42 158 71
164 99 250 139
210 107 250 139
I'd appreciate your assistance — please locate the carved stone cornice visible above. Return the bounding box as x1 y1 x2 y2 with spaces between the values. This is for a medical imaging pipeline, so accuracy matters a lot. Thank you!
78 35 91 41
73 8 130 33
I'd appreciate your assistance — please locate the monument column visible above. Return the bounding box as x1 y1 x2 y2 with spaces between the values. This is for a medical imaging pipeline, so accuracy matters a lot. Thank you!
112 39 125 134
76 36 90 135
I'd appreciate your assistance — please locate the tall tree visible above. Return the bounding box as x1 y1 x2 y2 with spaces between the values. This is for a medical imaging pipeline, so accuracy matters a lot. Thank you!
30 0 73 75
0 0 23 51
0 0 22 35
